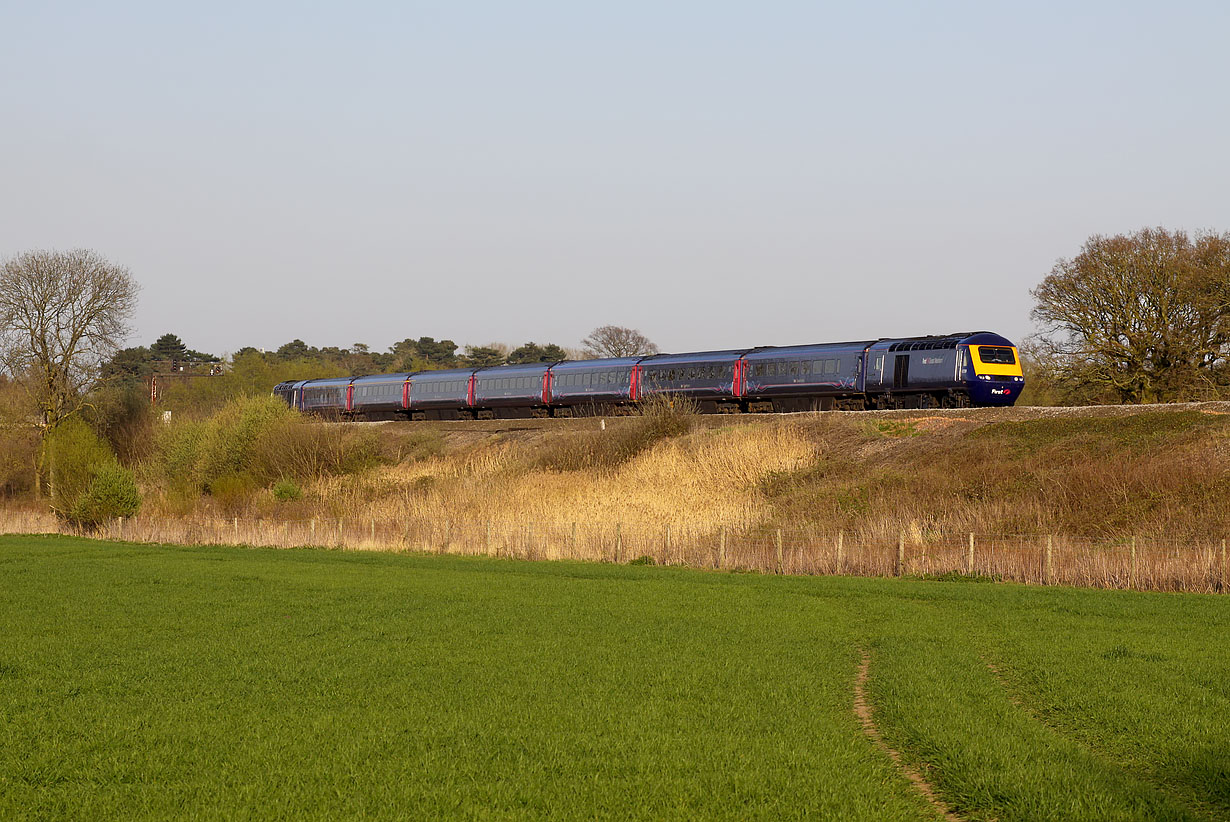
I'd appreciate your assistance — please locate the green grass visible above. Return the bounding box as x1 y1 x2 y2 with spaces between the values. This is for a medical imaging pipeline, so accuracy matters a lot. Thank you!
0 536 1226 820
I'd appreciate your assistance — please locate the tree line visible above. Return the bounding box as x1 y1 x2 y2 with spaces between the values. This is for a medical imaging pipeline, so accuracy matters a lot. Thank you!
103 325 661 385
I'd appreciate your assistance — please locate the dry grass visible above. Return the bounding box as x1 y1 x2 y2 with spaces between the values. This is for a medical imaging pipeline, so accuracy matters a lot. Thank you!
5 402 1229 594
2 509 1224 594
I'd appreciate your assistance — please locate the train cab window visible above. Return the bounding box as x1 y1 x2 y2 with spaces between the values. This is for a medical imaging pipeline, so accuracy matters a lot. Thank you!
978 346 1016 365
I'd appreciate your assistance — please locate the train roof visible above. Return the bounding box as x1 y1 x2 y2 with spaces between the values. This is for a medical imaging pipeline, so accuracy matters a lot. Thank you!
958 331 1016 347
408 367 478 381
550 357 641 370
351 372 413 384
474 361 557 376
300 377 353 388
745 340 877 357
637 349 750 365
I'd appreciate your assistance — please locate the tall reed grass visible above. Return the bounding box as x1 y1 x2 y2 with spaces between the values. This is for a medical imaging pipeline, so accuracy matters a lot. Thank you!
2 509 1223 594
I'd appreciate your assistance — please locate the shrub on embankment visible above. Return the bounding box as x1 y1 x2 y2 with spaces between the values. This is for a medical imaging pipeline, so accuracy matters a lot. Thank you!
143 395 389 515
42 417 140 527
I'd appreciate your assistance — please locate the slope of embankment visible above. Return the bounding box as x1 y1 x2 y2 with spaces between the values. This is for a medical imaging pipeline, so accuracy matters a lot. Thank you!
316 401 1230 545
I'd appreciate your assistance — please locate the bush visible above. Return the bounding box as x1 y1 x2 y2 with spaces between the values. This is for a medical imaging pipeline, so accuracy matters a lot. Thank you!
155 418 206 487
197 396 296 487
272 477 302 502
249 420 385 481
87 383 155 463
536 395 699 471
44 417 114 515
148 396 388 494
0 428 37 498
207 472 258 515
69 463 141 528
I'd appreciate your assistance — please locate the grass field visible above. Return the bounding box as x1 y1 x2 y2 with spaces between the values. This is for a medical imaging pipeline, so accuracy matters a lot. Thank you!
1 536 1226 820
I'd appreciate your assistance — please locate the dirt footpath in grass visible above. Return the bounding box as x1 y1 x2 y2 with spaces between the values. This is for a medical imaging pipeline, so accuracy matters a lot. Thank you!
855 652 961 822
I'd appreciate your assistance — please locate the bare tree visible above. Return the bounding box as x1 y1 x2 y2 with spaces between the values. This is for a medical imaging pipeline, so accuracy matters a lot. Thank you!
1031 228 1230 403
580 325 660 359
0 249 139 493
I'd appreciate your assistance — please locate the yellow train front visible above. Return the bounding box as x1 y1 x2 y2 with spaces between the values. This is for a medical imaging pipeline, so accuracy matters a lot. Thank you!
861 331 1024 409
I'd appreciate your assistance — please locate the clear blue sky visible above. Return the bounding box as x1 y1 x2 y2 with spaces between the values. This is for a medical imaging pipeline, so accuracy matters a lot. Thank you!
3 1 1228 357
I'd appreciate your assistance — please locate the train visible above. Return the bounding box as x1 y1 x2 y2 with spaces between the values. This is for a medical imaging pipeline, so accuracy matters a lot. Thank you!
272 331 1024 420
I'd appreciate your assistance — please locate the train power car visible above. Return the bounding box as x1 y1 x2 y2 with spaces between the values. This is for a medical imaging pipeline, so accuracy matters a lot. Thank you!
271 331 1024 419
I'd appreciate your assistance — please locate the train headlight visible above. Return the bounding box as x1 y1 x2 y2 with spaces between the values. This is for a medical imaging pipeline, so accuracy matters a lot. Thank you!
977 374 992 381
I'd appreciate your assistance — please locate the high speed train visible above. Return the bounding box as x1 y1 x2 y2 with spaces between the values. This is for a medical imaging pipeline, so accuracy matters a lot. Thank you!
273 331 1023 420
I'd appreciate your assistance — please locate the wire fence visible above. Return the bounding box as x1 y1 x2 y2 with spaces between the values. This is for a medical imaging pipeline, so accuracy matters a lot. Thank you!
1 509 1225 594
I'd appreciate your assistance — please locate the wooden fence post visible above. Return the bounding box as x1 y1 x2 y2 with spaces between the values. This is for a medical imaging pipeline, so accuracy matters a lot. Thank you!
1045 534 1053 585
117 516 124 540
664 524 671 563
897 533 905 577
338 518 344 547
370 518 376 544
570 522 577 555
485 520 492 556
526 522 533 559
234 517 239 542
719 526 727 569
835 530 844 574
310 518 316 543
775 529 784 574
967 533 975 575
615 522 622 564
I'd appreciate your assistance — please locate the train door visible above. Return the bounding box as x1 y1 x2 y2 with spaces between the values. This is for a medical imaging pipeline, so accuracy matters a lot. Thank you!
893 355 910 389
868 353 885 388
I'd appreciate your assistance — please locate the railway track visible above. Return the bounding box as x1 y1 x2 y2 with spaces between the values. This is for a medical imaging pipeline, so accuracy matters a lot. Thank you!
332 400 1230 433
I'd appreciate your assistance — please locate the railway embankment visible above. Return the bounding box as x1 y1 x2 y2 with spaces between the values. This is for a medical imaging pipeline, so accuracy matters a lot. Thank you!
4 400 1227 591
